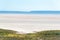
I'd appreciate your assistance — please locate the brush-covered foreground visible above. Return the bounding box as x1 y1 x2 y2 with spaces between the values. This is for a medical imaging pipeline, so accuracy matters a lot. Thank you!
0 29 60 40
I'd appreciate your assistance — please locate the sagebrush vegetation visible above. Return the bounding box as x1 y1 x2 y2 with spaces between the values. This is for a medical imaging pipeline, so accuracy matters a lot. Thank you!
0 29 60 40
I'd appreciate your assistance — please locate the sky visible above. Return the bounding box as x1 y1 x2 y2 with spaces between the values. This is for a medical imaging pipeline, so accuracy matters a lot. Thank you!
0 0 60 11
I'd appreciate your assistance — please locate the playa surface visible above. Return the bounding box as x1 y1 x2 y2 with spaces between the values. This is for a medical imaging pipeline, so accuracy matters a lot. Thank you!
0 14 60 33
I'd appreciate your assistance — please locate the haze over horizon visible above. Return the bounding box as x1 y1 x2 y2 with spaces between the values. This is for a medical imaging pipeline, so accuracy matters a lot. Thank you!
0 0 60 11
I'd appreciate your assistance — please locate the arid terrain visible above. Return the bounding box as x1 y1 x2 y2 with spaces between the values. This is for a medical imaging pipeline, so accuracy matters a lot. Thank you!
0 29 60 40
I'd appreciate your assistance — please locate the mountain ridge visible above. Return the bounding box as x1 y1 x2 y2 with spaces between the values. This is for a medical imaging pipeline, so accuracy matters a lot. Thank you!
0 11 60 13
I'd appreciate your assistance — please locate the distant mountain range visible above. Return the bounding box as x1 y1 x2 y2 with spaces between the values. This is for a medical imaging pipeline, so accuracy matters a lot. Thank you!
0 11 60 13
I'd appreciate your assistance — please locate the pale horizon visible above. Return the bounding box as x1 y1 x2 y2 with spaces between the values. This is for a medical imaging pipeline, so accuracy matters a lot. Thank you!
0 0 60 11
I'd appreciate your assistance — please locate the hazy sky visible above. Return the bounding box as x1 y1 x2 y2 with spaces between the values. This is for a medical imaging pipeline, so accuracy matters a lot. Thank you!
0 0 60 11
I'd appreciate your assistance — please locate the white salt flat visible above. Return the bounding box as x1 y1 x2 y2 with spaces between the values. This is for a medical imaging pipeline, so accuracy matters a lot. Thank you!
0 14 60 33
